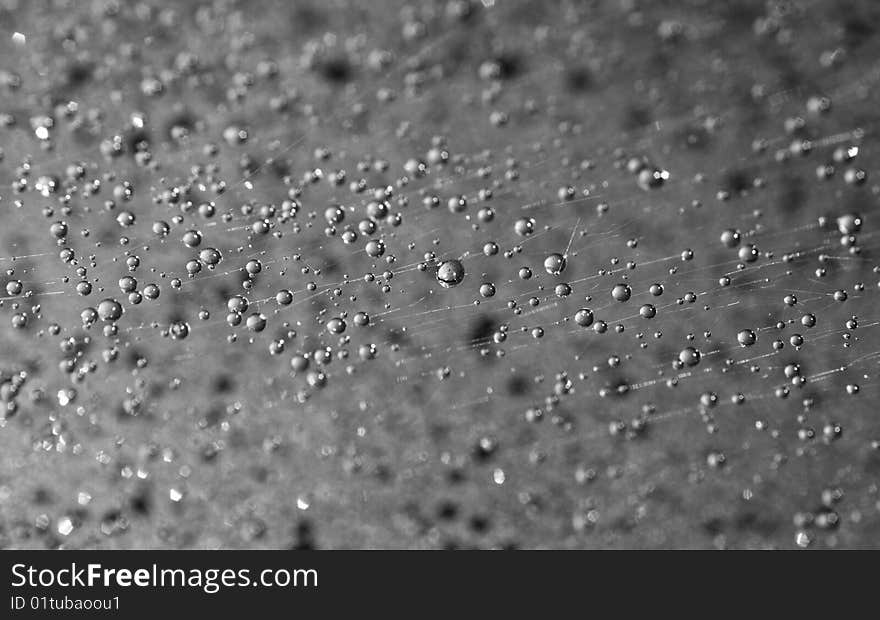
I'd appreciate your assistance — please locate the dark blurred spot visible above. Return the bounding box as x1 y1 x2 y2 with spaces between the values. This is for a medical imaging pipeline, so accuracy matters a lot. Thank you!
429 423 449 443
467 314 496 344
507 374 530 396
437 501 459 521
215 285 233 304
375 463 393 484
778 174 806 215
469 514 491 534
841 2 880 48
621 104 651 131
721 169 752 195
32 487 53 505
100 509 123 531
318 57 352 84
202 405 224 427
251 466 270 483
213 374 233 394
446 468 466 485
66 62 93 88
291 519 317 550
609 515 636 533
493 53 522 80
270 158 291 178
320 254 341 276
702 516 724 536
129 489 151 516
565 66 593 92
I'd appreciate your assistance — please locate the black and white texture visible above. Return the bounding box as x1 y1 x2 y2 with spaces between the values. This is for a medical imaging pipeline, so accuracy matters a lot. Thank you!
0 0 879 549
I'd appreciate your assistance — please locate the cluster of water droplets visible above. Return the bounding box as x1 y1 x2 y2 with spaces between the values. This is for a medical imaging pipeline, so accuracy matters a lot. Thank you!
0 0 879 549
